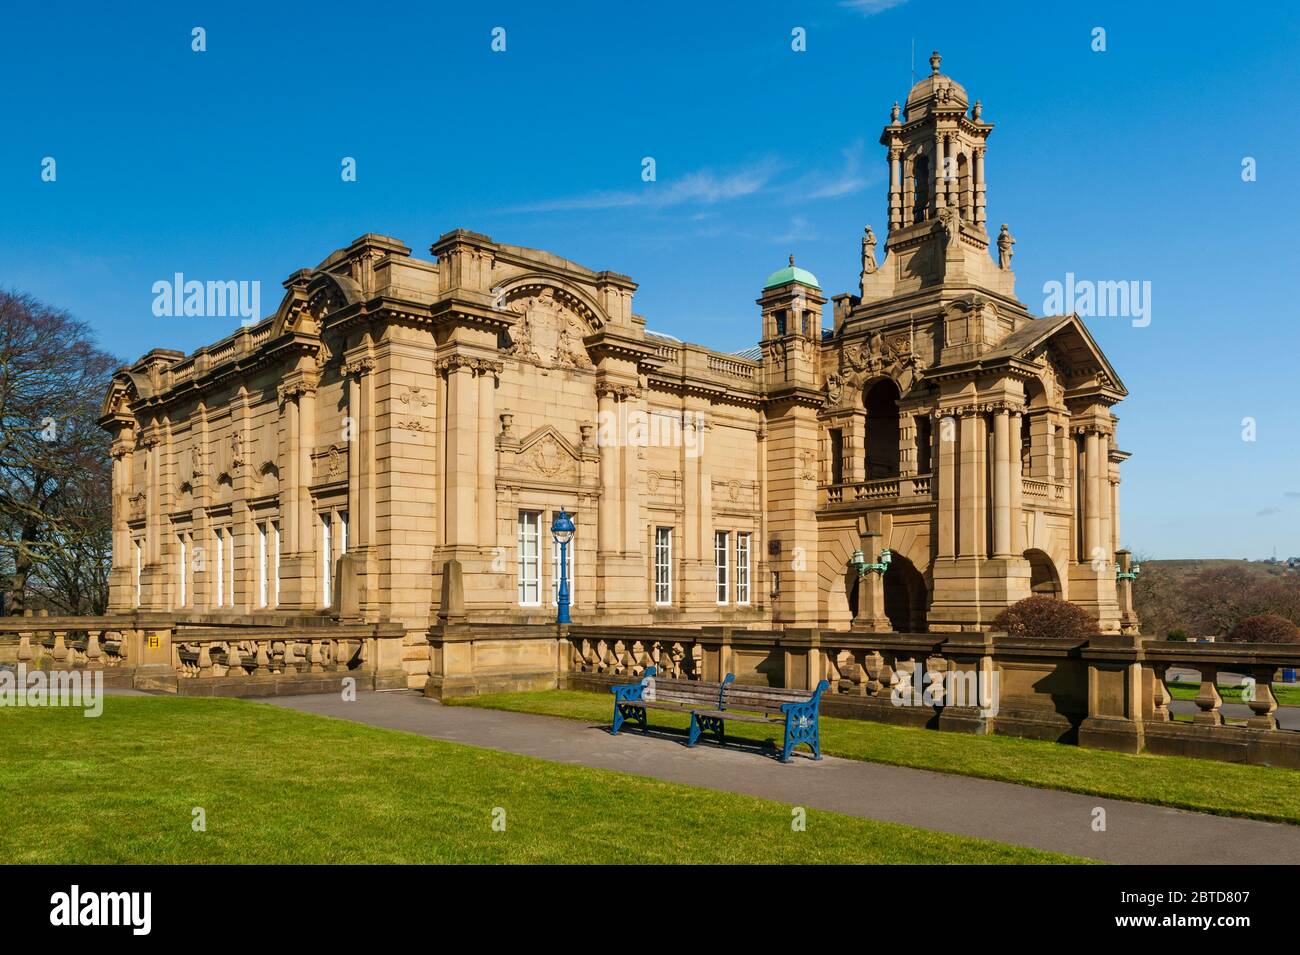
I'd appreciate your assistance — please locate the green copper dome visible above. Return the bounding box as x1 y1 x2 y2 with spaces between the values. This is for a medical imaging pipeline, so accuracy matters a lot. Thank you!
763 255 820 290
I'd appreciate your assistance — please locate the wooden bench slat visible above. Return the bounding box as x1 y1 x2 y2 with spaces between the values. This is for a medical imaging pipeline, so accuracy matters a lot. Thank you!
691 709 780 724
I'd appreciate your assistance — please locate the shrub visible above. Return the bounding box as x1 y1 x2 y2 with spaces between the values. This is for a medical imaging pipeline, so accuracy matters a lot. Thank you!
1166 629 1188 641
991 595 1100 641
1225 614 1300 644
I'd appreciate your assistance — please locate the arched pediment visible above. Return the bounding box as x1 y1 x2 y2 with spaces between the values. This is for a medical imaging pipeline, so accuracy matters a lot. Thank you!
493 274 606 332
269 270 361 340
497 279 598 370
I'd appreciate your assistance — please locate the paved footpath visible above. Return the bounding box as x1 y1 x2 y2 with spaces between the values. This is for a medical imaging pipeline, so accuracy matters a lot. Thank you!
263 690 1300 865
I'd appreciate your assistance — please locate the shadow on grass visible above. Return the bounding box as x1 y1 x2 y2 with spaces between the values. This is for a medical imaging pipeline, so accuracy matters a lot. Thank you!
603 721 813 762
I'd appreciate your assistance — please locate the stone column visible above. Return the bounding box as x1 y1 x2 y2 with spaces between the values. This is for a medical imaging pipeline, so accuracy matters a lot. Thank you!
441 357 477 549
1097 430 1112 566
476 361 500 546
853 531 892 632
933 134 947 213
1083 428 1102 564
888 147 902 231
936 412 956 558
596 383 618 557
295 386 317 560
620 386 643 555
992 408 1012 557
973 146 987 228
958 411 987 558
1009 409 1025 555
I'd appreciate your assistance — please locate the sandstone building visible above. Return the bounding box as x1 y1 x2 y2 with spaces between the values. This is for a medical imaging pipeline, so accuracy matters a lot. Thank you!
100 54 1138 685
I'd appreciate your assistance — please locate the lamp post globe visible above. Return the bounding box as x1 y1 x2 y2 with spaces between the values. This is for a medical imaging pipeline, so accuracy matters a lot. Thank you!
551 509 575 624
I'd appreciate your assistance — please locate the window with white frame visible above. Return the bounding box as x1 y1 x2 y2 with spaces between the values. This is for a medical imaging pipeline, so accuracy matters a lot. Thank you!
321 513 333 607
213 527 224 608
518 510 542 606
257 522 269 608
715 530 730 604
654 527 673 605
272 520 281 607
736 532 752 605
550 510 575 607
177 532 189 608
224 525 235 608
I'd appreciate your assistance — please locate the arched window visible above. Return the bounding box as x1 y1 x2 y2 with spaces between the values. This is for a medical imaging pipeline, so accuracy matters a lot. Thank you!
913 155 930 223
863 379 901 479
956 153 971 221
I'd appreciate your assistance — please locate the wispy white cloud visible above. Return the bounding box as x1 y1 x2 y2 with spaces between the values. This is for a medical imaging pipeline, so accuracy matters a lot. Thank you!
795 139 873 200
504 144 874 218
840 0 911 15
502 161 783 214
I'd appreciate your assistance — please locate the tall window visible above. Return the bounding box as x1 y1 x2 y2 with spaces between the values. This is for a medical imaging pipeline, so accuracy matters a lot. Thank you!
272 521 281 607
133 538 142 608
518 511 542 605
714 530 730 604
214 527 224 608
321 514 333 606
257 522 269 608
338 510 348 556
654 527 673 605
224 525 235 608
177 532 188 608
551 510 575 607
736 532 752 605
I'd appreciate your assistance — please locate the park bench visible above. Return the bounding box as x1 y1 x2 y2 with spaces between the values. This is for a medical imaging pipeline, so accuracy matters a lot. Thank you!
610 666 830 762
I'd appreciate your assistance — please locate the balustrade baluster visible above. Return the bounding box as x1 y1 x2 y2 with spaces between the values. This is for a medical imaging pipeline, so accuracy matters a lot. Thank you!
1246 665 1279 731
1192 667 1223 726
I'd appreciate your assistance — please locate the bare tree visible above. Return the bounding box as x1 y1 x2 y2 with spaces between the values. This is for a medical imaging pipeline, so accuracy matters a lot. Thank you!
0 291 120 614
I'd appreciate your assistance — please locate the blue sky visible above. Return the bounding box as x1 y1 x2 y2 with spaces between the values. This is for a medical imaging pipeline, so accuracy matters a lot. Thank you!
2 0 1297 559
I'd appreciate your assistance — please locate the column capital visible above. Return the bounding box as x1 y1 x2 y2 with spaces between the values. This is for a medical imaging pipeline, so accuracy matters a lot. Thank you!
341 356 376 379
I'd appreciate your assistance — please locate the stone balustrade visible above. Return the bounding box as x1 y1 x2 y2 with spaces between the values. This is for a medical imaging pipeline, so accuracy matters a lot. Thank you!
551 626 1300 769
0 613 407 696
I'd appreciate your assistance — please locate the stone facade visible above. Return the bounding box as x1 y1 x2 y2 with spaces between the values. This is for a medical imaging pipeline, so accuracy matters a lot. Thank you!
100 54 1136 686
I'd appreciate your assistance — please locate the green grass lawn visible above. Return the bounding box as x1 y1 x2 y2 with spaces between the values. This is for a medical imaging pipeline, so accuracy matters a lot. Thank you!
0 697 1079 864
451 689 1300 826
1167 680 1300 707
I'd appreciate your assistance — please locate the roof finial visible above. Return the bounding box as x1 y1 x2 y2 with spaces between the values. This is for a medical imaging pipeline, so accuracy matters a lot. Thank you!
891 101 900 123
929 50 941 75
789 254 795 267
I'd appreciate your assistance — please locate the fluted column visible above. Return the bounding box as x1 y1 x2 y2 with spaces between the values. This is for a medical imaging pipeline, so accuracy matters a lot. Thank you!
973 146 987 228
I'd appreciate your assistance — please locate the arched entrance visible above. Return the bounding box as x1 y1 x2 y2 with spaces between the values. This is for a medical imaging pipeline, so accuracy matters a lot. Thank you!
1025 548 1061 596
863 378 901 479
884 553 928 632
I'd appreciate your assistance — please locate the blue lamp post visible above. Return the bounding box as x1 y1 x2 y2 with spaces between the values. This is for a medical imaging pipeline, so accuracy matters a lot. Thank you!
551 508 575 624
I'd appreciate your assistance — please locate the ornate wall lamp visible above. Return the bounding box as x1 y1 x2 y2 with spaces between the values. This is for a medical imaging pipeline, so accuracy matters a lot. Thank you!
851 547 892 578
